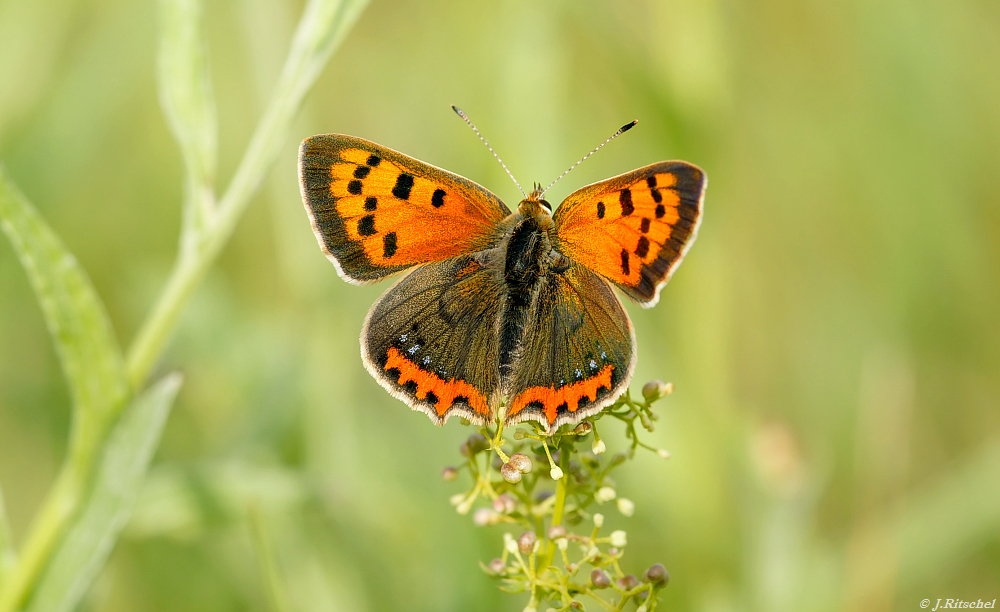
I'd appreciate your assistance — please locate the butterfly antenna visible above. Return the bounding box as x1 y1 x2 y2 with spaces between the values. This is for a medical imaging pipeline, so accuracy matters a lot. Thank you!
540 120 638 197
451 105 527 199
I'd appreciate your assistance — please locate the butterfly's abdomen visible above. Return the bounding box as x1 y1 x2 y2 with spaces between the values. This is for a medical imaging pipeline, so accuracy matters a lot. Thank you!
498 216 548 381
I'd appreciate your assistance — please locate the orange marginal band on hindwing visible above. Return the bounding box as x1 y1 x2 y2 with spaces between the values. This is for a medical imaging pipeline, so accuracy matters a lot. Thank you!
299 134 511 283
503 262 635 433
553 162 706 307
361 254 504 426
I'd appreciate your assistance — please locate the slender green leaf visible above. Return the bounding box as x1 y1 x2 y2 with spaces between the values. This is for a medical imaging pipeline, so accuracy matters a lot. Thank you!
26 373 183 612
158 0 217 240
0 167 129 457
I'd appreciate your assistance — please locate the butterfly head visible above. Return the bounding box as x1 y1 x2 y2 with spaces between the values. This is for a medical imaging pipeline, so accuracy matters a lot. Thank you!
518 183 553 217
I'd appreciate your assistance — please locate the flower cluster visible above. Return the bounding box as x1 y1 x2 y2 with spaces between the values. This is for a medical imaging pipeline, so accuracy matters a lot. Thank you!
443 380 675 611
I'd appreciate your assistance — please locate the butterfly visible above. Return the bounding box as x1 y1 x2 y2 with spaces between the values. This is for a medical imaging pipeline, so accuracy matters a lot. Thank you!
298 113 705 434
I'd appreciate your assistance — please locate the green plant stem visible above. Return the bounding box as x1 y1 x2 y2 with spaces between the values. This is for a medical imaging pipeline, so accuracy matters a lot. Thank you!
127 0 368 388
0 464 83 611
541 447 572 569
0 2 366 609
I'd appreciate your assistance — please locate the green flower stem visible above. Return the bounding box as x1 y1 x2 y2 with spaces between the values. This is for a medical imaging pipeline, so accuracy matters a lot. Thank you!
582 588 618 612
541 446 572 569
127 0 369 388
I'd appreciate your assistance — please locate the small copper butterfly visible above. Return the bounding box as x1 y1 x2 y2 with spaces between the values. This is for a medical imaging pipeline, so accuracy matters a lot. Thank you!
298 108 706 433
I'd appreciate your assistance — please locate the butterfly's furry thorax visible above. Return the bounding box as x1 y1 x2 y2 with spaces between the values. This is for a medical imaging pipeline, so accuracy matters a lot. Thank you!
492 203 571 384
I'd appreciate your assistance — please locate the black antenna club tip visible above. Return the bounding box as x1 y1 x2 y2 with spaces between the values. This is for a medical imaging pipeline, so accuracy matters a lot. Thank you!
451 105 464 116
620 120 638 133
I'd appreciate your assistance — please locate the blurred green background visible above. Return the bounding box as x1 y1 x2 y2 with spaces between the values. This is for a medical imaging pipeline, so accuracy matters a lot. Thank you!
1 0 999 610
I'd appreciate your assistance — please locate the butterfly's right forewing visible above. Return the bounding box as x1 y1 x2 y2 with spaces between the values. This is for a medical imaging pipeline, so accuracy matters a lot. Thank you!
553 162 705 306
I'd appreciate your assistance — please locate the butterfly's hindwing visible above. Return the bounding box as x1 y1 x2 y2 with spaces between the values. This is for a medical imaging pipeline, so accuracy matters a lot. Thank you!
361 254 504 425
553 162 706 306
299 135 511 283
504 262 635 433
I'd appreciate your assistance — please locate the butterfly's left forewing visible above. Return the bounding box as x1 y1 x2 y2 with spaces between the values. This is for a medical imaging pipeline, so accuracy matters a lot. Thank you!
299 135 511 283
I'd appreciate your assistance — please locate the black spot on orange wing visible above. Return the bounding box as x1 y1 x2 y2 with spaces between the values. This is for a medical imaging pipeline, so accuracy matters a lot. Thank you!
640 217 650 233
354 166 371 179
651 189 662 203
358 215 376 236
655 203 666 218
597 201 605 219
620 249 630 276
431 189 446 208
384 232 398 258
646 175 657 188
620 189 633 216
636 236 650 258
365 196 378 211
366 154 381 166
392 173 414 200
348 180 363 195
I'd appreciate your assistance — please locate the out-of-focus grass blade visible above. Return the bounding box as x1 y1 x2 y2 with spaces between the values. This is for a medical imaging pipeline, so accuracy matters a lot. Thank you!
0 486 13 588
896 440 1000 583
216 0 368 218
281 0 369 107
0 167 129 456
845 440 1000 604
26 373 182 612
157 0 217 235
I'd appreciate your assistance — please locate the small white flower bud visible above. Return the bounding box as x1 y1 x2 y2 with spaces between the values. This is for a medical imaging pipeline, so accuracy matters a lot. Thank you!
501 462 522 483
642 380 672 401
517 531 537 555
586 545 600 558
550 465 564 480
617 498 635 517
504 533 518 554
556 537 568 551
449 493 466 505
610 530 628 547
592 438 606 454
657 448 671 459
474 507 500 526
509 453 532 473
493 493 516 514
595 486 617 503
593 513 605 528
456 496 475 515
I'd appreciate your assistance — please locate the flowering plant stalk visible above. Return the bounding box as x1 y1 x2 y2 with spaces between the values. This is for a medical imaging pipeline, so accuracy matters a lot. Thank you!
444 380 675 612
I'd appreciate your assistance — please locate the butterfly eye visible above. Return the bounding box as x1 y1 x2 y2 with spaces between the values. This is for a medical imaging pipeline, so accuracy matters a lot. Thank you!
539 199 552 212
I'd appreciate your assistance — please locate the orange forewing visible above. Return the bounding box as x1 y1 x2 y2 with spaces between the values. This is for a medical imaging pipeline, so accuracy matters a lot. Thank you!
299 135 511 282
553 162 706 306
